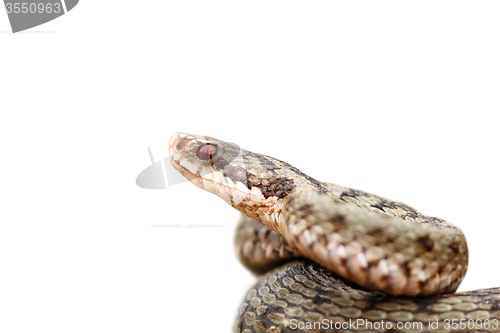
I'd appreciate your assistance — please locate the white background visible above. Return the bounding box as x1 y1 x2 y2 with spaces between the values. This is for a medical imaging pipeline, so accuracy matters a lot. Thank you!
1 1 500 333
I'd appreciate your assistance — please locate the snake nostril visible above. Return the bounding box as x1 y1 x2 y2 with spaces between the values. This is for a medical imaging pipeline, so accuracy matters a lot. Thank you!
197 144 217 160
176 140 187 152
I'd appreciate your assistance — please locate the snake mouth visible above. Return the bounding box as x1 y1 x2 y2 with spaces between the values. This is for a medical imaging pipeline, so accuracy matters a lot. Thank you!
168 132 277 221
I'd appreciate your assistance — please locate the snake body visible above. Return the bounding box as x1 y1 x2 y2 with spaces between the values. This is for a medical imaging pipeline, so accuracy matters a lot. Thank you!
169 133 500 333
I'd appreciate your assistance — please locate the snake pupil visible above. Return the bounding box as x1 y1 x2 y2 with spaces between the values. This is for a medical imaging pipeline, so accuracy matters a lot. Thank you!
197 144 217 160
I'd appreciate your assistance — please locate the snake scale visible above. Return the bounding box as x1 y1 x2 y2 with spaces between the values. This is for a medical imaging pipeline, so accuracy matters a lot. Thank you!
169 132 500 333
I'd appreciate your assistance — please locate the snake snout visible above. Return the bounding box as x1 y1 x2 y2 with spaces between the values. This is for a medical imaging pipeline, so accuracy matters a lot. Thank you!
169 132 191 156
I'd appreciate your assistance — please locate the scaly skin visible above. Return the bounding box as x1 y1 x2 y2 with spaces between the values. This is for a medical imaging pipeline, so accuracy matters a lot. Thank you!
169 133 500 333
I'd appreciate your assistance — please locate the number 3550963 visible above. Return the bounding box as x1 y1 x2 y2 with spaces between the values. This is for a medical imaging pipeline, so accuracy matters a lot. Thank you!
5 3 62 14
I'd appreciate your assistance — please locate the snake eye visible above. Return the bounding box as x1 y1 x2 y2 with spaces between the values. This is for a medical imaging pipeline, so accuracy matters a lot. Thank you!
197 144 217 160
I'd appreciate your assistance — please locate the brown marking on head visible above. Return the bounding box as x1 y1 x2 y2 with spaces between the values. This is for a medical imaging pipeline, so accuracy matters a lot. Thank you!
418 235 434 252
298 204 313 214
449 242 460 253
368 227 384 237
332 215 347 227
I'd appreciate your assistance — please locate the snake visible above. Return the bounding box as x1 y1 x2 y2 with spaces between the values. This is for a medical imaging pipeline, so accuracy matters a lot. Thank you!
169 132 500 333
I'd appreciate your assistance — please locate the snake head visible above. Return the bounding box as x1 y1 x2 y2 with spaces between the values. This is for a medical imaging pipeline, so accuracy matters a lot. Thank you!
169 132 259 205
169 132 296 231
169 132 241 183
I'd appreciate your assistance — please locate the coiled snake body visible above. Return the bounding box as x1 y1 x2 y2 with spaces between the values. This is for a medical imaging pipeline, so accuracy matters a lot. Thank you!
169 133 500 333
